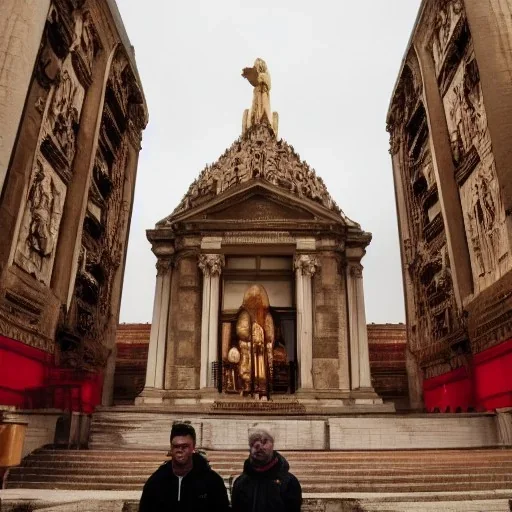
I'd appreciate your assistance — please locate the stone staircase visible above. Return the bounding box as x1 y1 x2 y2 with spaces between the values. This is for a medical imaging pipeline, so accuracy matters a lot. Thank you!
5 447 512 494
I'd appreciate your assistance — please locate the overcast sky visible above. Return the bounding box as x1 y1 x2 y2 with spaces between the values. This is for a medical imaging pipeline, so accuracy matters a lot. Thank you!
116 0 422 325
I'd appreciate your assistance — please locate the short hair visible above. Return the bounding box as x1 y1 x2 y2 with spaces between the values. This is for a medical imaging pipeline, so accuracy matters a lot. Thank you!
170 422 196 444
248 426 274 447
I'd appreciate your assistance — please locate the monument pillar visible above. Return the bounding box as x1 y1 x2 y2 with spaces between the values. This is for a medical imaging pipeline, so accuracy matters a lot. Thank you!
143 257 173 390
346 258 372 390
198 254 225 388
294 254 319 390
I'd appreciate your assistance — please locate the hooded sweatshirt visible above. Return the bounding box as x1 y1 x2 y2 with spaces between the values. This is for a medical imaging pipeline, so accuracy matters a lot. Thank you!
231 451 302 512
139 452 230 512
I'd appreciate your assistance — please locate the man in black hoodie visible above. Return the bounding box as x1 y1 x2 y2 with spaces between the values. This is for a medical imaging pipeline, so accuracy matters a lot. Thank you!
231 425 302 512
139 422 230 511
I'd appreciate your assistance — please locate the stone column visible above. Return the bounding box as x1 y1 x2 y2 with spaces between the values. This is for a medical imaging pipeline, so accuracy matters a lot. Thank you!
346 261 372 390
414 42 473 306
0 0 50 195
144 257 173 390
198 254 225 388
294 254 320 389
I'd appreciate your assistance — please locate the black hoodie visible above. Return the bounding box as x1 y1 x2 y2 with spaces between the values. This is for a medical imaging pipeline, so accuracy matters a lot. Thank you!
138 452 230 512
231 451 302 512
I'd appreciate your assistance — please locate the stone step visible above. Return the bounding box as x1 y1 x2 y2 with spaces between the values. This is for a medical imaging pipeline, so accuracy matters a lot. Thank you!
6 448 512 492
11 462 511 473
6 480 511 493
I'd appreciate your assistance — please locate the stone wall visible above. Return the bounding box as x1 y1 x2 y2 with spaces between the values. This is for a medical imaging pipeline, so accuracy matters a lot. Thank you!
0 0 147 410
387 0 512 411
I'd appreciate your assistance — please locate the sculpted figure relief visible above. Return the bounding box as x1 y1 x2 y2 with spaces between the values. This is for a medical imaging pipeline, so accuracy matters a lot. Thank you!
15 160 65 284
235 285 275 399
432 0 464 74
464 164 506 282
446 56 486 164
48 68 80 162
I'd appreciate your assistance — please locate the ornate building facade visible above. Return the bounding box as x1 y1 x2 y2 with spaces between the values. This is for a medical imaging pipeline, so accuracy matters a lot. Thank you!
387 0 512 411
137 59 388 413
0 0 147 411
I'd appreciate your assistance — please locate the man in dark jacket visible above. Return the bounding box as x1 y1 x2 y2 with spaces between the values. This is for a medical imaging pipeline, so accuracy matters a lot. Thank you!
231 425 302 512
139 422 230 511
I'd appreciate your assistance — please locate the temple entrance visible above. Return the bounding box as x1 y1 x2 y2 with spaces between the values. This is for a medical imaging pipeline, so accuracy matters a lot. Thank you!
219 256 296 397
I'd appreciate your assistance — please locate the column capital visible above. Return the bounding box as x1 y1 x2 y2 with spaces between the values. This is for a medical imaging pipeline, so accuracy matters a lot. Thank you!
198 253 225 277
155 257 173 276
294 254 320 276
348 262 364 279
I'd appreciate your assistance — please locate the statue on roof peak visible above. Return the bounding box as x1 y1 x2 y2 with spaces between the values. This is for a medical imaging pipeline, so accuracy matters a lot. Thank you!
242 58 279 136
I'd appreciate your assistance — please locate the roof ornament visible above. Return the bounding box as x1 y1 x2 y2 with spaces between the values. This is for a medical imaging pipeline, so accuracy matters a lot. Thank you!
242 58 279 136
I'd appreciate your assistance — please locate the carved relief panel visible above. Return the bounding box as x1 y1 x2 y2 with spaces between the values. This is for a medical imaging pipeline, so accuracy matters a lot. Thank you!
389 56 460 374
13 1 98 284
432 0 464 76
439 19 511 294
459 162 509 292
41 58 86 179
58 49 146 370
14 158 66 285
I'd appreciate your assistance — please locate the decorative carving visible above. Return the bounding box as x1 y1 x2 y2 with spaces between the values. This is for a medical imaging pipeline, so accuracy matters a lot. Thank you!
167 123 342 221
70 9 100 87
441 40 511 292
0 310 52 352
294 254 320 277
156 258 173 276
198 254 225 277
36 33 61 89
349 263 363 279
461 163 510 288
444 54 487 165
242 58 278 135
431 0 464 75
48 68 80 163
14 159 66 284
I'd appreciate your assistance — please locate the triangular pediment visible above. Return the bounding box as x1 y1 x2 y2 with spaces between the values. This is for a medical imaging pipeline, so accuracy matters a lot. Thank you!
158 180 352 228
192 193 314 223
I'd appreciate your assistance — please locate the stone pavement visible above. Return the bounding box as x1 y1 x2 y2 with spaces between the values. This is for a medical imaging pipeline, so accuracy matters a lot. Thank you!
1 489 512 511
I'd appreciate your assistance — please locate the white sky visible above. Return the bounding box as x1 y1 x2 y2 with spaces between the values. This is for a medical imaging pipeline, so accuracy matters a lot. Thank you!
116 0 422 325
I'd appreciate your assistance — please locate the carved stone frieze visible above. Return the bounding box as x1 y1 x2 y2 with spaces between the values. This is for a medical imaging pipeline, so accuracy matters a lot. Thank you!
167 123 343 221
45 62 84 168
0 308 52 352
443 52 488 166
467 272 512 354
14 158 66 285
431 0 464 76
198 254 225 277
36 33 62 90
70 9 100 88
461 162 509 287
442 46 512 293
294 254 320 277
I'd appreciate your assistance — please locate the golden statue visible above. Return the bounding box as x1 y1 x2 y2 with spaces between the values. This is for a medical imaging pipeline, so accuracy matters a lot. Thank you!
242 58 279 136
236 284 275 398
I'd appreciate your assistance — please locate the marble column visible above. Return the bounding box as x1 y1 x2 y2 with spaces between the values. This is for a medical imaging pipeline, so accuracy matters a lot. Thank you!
144 258 173 389
294 254 320 389
347 261 372 390
198 254 225 388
